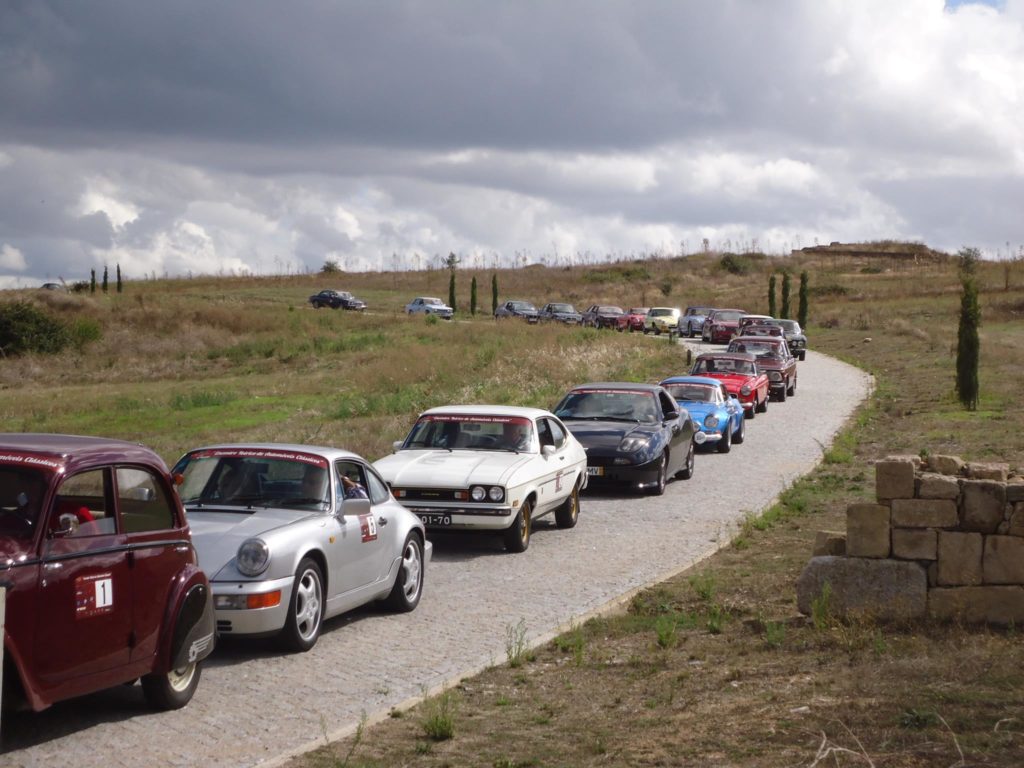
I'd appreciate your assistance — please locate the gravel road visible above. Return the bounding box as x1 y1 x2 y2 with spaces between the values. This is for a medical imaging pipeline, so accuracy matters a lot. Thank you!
1 345 871 768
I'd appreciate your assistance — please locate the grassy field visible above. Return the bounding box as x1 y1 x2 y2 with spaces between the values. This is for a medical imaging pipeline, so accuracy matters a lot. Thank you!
5 248 1024 766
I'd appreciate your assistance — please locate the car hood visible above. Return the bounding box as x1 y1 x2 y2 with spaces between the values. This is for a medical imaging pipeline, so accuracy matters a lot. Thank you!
375 450 534 488
701 372 754 390
562 420 657 450
678 403 718 422
187 508 319 574
0 536 35 571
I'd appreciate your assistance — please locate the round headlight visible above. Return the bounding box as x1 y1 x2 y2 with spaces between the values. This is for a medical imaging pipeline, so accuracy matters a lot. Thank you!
704 415 719 428
740 385 751 396
471 486 487 501
236 538 270 577
768 371 782 382
489 486 504 502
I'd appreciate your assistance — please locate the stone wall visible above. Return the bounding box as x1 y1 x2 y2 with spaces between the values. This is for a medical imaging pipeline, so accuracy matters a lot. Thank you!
796 454 1024 624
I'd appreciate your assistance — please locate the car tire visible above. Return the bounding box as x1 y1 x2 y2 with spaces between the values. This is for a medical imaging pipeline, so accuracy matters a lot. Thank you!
646 453 667 496
555 482 580 529
675 441 695 480
745 402 755 420
643 327 649 335
788 376 797 396
757 394 768 413
503 500 532 553
777 386 787 403
141 661 201 710
716 421 732 453
383 533 424 612
280 557 324 652
312 301 321 309
799 351 806 361
734 414 746 444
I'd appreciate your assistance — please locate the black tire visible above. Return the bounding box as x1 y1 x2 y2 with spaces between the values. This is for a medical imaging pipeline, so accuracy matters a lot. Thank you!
675 441 695 480
503 500 532 553
383 534 424 612
654 327 661 336
646 453 667 496
141 662 201 710
733 414 746 444
312 301 321 309
757 393 768 413
280 557 324 652
555 482 580 529
716 421 732 453
687 323 694 338
799 351 806 361
788 376 797 396
745 402 755 420
776 385 787 403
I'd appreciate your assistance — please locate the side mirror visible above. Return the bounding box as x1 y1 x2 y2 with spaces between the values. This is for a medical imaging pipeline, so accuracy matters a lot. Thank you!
541 445 556 457
392 440 404 453
339 497 371 519
663 410 679 421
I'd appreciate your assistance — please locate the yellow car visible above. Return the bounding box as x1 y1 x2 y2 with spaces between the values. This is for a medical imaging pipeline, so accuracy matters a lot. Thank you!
643 306 681 335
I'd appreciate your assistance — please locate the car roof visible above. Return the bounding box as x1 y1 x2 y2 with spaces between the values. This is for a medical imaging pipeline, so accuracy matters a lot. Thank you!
0 433 166 474
181 443 366 463
660 376 722 387
420 404 553 419
732 335 784 344
711 308 746 313
648 306 677 312
570 382 663 393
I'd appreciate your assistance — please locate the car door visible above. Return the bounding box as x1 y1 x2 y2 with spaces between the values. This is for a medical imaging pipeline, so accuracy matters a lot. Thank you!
658 391 689 476
35 467 134 682
326 461 389 601
534 418 573 514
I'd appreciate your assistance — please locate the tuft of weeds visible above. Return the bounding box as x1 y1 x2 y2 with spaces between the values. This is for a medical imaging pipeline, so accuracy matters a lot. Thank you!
655 614 679 649
689 572 717 602
420 690 457 741
900 708 939 729
763 620 786 649
706 604 728 635
811 582 834 631
505 618 534 668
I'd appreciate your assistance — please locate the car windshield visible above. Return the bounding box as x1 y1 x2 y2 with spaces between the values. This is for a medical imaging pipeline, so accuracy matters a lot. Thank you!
778 320 799 332
663 384 716 403
403 415 535 453
555 390 659 424
423 298 442 305
715 311 744 323
175 450 332 511
511 302 536 311
629 308 648 314
599 306 624 314
649 308 675 318
730 341 779 358
693 358 756 375
548 303 574 313
687 307 711 316
0 465 50 540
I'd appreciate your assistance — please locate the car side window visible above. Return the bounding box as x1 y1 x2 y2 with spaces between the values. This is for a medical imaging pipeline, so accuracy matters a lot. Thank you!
117 467 176 533
53 468 115 537
364 467 391 505
546 418 566 449
658 393 676 417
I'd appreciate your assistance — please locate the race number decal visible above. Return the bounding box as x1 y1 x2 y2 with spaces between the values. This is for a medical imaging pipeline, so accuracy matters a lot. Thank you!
75 573 114 618
359 513 378 543
555 470 564 493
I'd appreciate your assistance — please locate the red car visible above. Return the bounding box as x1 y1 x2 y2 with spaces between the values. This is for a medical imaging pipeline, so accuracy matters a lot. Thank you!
727 336 798 401
701 308 747 344
689 352 770 417
625 307 649 332
0 434 215 713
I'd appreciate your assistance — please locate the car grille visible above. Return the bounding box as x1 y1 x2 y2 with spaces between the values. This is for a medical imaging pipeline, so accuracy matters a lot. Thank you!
397 488 464 501
217 619 233 633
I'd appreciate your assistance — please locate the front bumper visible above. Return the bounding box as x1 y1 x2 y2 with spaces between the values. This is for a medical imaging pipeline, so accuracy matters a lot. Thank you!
693 430 723 445
584 454 663 490
211 574 295 637
396 502 516 532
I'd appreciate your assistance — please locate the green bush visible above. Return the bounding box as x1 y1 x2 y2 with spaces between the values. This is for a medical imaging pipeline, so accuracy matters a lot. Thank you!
0 301 71 356
68 317 103 349
719 253 753 275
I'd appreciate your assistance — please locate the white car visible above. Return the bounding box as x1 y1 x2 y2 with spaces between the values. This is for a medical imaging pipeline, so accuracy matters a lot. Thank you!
374 405 588 552
174 443 431 652
405 297 453 319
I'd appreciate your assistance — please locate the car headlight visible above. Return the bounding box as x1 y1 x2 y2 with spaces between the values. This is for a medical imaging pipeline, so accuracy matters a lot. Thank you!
740 385 751 396
236 538 270 577
471 486 487 501
704 415 719 428
488 486 505 502
619 436 650 452
768 371 782 382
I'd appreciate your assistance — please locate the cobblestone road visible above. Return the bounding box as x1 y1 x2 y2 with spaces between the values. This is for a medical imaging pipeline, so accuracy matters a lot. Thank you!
1 346 871 768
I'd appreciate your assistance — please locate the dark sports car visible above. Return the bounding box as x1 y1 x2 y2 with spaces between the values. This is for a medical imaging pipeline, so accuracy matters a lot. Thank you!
581 305 627 330
539 302 583 324
309 289 367 311
495 300 540 323
553 383 696 495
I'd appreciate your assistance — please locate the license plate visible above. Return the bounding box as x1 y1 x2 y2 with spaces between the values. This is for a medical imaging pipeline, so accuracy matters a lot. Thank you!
417 513 452 526
587 466 604 477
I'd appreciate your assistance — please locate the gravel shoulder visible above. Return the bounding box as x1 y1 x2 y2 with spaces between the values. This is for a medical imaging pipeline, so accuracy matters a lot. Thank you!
2 347 871 768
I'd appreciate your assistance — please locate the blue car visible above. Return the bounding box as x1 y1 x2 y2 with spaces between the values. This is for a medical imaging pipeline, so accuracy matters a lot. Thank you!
659 375 745 453
681 306 714 338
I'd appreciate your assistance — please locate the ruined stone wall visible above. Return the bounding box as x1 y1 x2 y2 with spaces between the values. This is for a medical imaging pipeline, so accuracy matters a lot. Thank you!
796 455 1024 624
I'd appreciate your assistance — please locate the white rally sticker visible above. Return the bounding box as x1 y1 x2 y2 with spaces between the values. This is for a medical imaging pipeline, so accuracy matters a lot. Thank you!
75 573 114 618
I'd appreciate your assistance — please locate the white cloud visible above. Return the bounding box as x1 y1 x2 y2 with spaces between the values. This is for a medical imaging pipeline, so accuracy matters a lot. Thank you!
0 244 27 271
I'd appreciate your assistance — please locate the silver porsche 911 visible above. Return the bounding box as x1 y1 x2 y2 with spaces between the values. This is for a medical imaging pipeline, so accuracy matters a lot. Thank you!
172 444 430 652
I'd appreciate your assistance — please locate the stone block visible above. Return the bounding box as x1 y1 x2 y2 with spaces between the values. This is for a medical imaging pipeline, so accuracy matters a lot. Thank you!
1010 503 1024 537
1007 481 1024 504
967 462 1009 482
796 556 927 620
916 472 960 500
892 528 937 560
928 586 1024 626
891 498 958 528
936 531 983 586
875 460 915 501
960 480 1007 533
846 503 890 558
813 531 846 557
928 454 965 476
983 535 1024 584
885 454 923 469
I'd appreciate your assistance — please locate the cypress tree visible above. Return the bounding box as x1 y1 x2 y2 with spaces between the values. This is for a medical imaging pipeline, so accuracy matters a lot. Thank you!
780 271 791 318
448 271 457 313
798 271 809 328
102 266 109 293
956 248 981 410
116 264 123 293
470 276 478 315
768 274 777 317
90 268 96 294
491 274 499 314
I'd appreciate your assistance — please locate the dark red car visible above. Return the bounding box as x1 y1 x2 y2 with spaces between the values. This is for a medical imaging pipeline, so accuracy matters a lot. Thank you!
625 307 649 332
0 434 215 713
726 336 798 401
689 352 770 417
701 308 747 344
582 305 628 330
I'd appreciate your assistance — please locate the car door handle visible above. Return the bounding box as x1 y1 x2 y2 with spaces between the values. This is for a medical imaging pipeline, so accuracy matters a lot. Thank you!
377 516 388 526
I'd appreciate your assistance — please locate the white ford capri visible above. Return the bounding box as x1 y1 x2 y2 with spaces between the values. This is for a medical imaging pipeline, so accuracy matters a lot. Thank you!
374 405 588 553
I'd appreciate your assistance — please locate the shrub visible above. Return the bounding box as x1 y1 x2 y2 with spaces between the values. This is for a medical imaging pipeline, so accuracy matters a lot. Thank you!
321 259 342 274
719 253 753 275
0 301 71 356
68 317 103 349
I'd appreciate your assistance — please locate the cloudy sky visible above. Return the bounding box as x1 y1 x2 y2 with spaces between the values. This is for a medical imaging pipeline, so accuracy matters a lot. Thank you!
1 0 1021 286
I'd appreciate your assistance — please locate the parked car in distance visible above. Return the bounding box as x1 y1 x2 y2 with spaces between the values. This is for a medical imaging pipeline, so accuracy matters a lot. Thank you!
660 376 745 453
375 406 587 553
495 300 540 323
727 336 797 401
643 306 681 335
173 444 430 652
40 282 66 292
681 306 714 338
690 352 770 418
309 289 367 311
0 434 215 712
775 319 808 361
702 308 747 344
539 302 583 324
553 383 696 495
581 305 627 330
406 297 454 319
625 307 649 332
